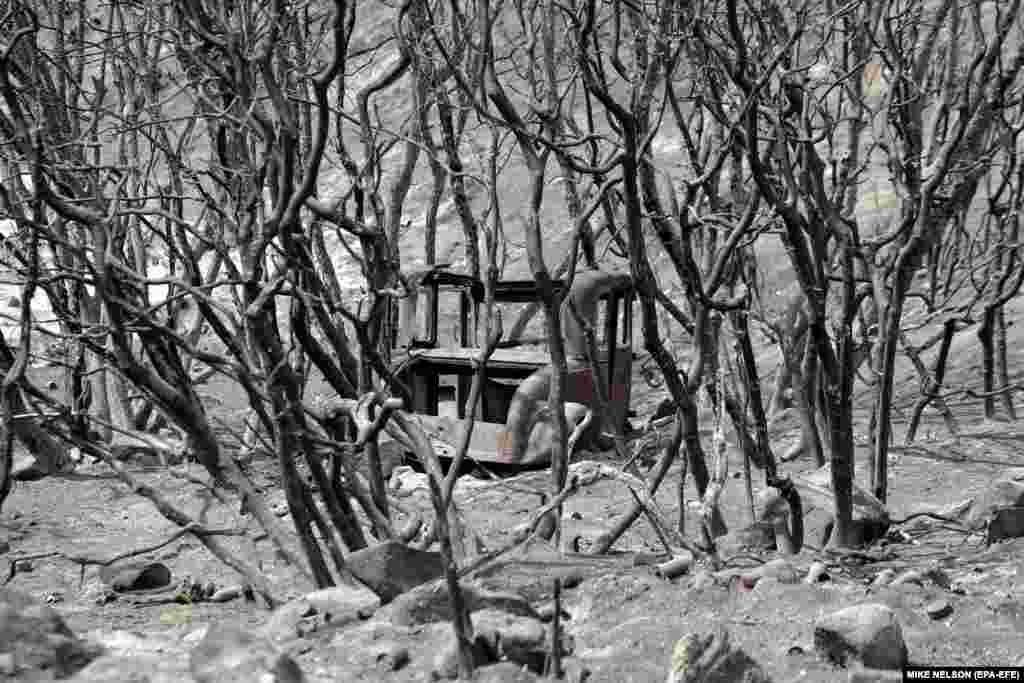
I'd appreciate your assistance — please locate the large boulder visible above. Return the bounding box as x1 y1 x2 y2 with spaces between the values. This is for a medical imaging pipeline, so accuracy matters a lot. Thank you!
472 609 551 673
431 633 498 680
387 579 539 628
813 604 907 670
346 540 444 603
0 587 101 679
964 468 1024 541
261 583 380 643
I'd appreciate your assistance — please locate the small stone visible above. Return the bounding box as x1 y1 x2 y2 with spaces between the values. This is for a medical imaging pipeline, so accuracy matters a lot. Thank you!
870 569 896 587
0 540 9 555
889 570 923 588
472 609 548 670
804 562 829 584
0 653 15 675
561 570 585 590
922 567 952 590
535 601 570 623
924 600 953 620
813 603 908 670
210 586 243 603
431 633 496 680
559 656 591 683
632 552 661 567
183 626 210 646
374 644 410 672
691 570 716 591
894 582 924 594
743 558 799 586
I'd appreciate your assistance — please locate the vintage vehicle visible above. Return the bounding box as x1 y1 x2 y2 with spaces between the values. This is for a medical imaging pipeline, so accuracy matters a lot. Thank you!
391 268 635 470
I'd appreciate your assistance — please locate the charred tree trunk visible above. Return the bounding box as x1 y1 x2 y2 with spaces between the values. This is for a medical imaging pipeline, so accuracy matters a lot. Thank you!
996 306 1016 419
979 303 998 419
904 319 958 443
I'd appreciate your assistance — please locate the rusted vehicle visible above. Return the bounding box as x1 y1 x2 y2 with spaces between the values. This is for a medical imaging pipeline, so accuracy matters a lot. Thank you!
391 268 635 470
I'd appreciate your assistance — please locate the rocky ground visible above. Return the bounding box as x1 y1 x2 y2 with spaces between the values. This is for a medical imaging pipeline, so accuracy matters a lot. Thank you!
2 391 1024 682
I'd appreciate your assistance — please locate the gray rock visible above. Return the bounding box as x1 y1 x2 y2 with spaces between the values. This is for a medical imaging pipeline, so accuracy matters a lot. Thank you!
346 540 444 603
431 633 497 680
986 507 1024 543
99 562 172 593
559 656 592 683
813 604 907 670
302 584 380 624
473 609 549 672
805 562 829 584
665 628 772 683
388 579 538 627
209 585 244 603
190 625 305 683
924 600 953 620
744 558 800 585
964 468 1024 532
373 643 410 672
535 601 570 623
0 587 101 679
871 569 896 588
691 570 717 591
11 453 48 481
262 600 317 644
893 581 924 594
474 609 546 648
889 570 923 588
261 584 379 643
